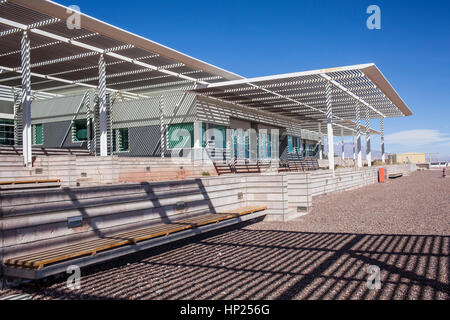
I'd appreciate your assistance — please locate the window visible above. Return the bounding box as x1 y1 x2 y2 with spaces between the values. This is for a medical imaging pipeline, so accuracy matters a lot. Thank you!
201 123 207 148
112 128 129 152
296 137 301 155
214 125 227 149
0 119 14 146
288 136 294 153
72 119 88 142
233 129 238 158
32 123 43 145
168 123 194 149
202 123 227 148
244 131 249 159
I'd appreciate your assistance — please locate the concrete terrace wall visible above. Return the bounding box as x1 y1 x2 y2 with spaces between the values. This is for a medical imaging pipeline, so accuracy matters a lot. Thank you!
0 155 217 186
243 163 417 222
0 163 417 265
245 174 289 222
0 175 247 261
287 164 417 212
0 155 77 186
75 157 217 186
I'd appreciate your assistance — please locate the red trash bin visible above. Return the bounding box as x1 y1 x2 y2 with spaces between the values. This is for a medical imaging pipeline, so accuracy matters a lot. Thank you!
378 168 385 183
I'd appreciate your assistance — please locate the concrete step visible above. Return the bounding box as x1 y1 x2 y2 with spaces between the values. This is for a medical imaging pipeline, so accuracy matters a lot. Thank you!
0 156 24 162
0 179 217 208
0 182 61 193
0 146 92 156
0 163 25 167
1 182 239 220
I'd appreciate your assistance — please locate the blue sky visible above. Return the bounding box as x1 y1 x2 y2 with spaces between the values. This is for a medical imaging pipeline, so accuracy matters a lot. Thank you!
58 0 450 159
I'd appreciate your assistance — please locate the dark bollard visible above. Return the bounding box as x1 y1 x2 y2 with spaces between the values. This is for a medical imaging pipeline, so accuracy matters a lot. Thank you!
443 167 447 178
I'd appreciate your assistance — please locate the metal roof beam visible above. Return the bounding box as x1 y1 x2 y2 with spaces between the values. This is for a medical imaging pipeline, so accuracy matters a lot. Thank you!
8 44 133 72
0 64 148 99
247 83 357 132
0 32 99 58
320 73 385 118
45 55 155 79
0 16 209 86
0 17 60 38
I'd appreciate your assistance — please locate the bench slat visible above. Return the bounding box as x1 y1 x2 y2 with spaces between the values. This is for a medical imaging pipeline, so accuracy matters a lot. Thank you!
4 206 267 270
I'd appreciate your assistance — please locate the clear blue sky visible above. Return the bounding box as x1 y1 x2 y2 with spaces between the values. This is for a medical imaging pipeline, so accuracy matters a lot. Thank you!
58 0 450 159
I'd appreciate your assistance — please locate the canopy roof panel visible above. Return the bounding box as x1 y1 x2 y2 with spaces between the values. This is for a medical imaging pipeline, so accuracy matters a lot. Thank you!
193 63 411 135
0 0 243 96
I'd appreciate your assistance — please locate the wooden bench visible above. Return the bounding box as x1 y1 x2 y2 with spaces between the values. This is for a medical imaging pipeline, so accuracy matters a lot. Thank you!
213 162 233 175
214 161 272 175
0 179 61 191
234 163 261 174
4 206 267 270
302 158 320 171
279 158 320 173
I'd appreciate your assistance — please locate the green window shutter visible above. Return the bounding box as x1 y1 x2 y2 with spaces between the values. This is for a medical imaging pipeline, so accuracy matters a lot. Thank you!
112 128 129 152
119 128 129 151
32 124 43 145
112 129 117 152
0 119 14 146
73 119 87 142
168 123 194 149
201 123 206 148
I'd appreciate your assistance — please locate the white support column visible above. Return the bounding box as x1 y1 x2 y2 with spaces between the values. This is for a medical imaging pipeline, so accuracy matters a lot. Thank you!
356 103 363 168
318 123 323 160
271 128 279 161
227 128 233 163
237 129 244 161
193 121 203 161
159 95 165 158
98 54 108 157
352 133 356 160
325 81 334 173
249 128 258 162
21 31 32 167
341 127 345 160
380 117 385 163
365 107 371 167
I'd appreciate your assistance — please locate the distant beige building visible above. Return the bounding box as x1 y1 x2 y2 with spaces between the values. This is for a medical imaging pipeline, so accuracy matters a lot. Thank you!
389 152 426 164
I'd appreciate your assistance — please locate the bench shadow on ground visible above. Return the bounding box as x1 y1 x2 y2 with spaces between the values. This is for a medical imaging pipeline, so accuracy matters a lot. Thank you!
19 219 449 300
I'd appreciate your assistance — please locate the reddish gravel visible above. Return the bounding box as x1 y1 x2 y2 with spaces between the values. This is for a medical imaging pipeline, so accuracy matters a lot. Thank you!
1 170 449 300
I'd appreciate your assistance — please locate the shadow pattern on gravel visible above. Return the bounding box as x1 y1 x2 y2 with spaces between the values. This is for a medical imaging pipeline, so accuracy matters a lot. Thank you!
5 225 448 300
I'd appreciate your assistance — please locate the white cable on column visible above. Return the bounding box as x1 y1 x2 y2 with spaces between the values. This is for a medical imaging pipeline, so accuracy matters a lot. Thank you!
356 103 362 168
325 81 334 173
21 31 32 166
98 54 107 156
159 95 165 158
365 106 371 167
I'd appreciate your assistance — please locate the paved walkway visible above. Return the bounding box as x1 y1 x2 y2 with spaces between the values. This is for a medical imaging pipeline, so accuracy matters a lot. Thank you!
1 170 449 300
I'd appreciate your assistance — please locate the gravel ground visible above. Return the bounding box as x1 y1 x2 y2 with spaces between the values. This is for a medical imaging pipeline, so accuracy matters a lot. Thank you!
1 170 449 300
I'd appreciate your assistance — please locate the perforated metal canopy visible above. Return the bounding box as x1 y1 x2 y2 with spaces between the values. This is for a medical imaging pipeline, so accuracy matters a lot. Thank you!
193 63 412 135
0 0 412 137
0 0 242 98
